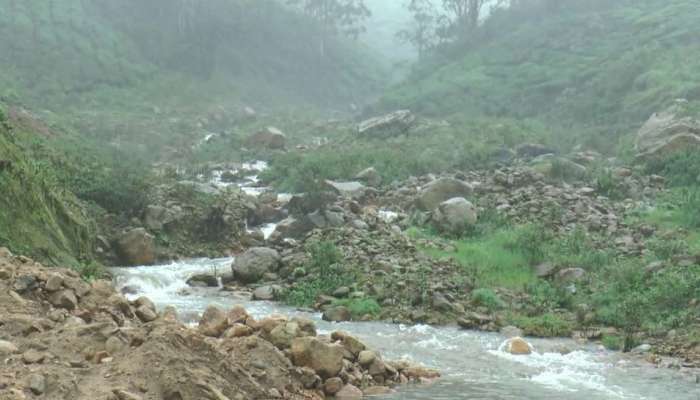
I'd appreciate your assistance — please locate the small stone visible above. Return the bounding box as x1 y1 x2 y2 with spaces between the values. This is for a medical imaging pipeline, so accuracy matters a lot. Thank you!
105 337 125 354
357 350 376 367
45 274 64 291
13 274 38 293
28 374 46 395
135 305 157 322
323 377 344 395
113 389 143 400
335 384 363 400
322 306 351 322
49 290 78 310
22 349 45 364
0 340 18 355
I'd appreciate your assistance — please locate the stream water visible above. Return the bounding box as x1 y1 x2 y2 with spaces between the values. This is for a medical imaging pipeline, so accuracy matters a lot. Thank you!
109 258 700 400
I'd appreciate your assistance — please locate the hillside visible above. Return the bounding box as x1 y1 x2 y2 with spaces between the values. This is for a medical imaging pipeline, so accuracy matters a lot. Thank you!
0 0 386 162
379 0 700 151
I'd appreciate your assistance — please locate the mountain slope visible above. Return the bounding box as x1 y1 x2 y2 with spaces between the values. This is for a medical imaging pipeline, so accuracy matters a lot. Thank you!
379 0 700 150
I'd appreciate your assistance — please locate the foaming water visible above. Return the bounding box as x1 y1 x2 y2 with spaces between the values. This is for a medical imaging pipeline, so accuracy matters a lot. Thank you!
109 260 700 400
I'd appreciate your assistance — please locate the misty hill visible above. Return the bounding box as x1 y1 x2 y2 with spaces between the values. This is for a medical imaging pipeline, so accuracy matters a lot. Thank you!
0 0 384 111
379 0 700 150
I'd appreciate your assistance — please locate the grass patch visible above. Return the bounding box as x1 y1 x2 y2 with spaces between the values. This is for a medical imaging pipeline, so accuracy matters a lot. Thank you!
332 298 382 318
508 313 574 338
470 288 506 311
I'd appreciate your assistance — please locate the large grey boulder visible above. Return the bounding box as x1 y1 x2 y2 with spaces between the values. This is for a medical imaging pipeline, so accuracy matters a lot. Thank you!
231 247 281 284
416 178 473 211
358 110 415 138
116 228 156 266
635 101 700 160
325 180 367 199
431 198 478 235
355 167 381 187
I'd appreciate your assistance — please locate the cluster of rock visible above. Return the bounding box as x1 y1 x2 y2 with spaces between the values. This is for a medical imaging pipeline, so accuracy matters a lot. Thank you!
197 305 440 398
105 181 254 266
0 248 437 399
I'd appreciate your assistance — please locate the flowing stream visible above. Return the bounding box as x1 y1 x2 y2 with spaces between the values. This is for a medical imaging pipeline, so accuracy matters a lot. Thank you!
109 258 700 400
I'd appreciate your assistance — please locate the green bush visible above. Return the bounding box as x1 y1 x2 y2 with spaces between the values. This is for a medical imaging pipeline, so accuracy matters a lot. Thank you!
471 288 506 311
601 335 623 351
332 298 381 318
281 241 353 308
510 313 574 337
646 150 700 187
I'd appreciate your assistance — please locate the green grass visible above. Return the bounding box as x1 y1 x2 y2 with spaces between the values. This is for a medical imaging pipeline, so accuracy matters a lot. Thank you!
332 298 382 318
507 313 575 338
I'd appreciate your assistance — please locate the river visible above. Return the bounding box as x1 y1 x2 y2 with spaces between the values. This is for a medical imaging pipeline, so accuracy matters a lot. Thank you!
109 258 700 400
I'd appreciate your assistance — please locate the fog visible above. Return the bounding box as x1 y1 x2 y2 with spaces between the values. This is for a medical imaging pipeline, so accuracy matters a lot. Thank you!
1 1 699 399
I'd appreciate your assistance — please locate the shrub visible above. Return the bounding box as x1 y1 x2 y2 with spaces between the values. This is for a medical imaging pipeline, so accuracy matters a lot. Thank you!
332 298 381 318
602 335 623 351
471 288 506 311
510 313 574 337
281 241 352 308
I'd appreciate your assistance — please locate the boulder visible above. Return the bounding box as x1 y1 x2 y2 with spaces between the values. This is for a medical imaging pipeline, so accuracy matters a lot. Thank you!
186 273 219 288
357 110 415 138
355 167 381 187
269 321 301 349
534 262 556 278
516 143 556 159
556 268 586 283
322 306 352 322
198 305 229 337
290 337 345 379
116 228 156 266
143 205 167 231
324 377 344 395
252 285 279 301
334 384 364 400
416 178 473 211
49 289 78 310
325 180 367 199
504 337 532 355
431 197 477 235
271 216 314 240
231 247 281 284
245 126 286 150
635 101 700 160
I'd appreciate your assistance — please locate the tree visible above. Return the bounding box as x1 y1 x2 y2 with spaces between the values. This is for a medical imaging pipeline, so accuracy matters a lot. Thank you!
288 0 371 59
397 0 438 59
441 0 486 40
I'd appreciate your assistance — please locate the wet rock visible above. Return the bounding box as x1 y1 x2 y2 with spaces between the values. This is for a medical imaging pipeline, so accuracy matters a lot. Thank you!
186 273 219 288
334 384 364 400
290 337 345 379
116 228 156 266
505 337 532 355
28 374 46 395
198 305 229 337
332 331 366 358
322 306 352 322
431 197 477 235
232 247 281 284
252 285 279 301
357 110 415 138
416 178 473 211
